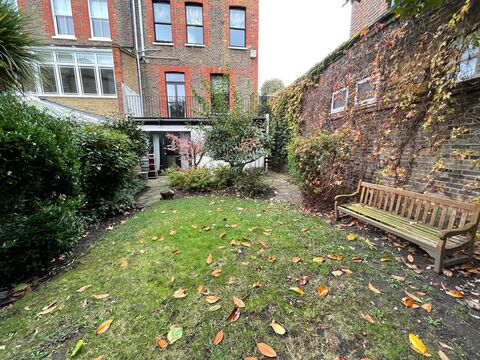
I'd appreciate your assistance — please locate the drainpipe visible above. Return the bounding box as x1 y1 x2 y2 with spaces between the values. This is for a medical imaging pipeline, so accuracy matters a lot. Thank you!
131 0 143 114
137 0 146 58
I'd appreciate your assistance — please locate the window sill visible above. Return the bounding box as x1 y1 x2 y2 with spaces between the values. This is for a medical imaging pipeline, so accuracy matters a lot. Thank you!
330 108 345 115
355 100 376 107
52 35 77 40
185 43 205 48
38 93 117 99
229 46 248 50
153 42 174 46
89 37 112 42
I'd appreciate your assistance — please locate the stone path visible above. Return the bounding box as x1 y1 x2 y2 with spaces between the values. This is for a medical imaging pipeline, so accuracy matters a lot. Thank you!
135 176 170 208
264 171 303 207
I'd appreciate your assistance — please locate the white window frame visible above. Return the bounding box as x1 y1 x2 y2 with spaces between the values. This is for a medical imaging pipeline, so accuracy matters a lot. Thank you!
457 46 479 82
355 76 376 106
88 0 111 41
50 0 76 39
330 87 348 114
31 47 116 98
6 0 18 9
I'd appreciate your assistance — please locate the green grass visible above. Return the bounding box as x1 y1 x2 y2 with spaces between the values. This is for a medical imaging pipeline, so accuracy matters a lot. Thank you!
0 196 469 359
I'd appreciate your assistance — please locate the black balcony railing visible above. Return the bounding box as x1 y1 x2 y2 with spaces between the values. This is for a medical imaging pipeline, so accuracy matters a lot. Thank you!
124 95 269 119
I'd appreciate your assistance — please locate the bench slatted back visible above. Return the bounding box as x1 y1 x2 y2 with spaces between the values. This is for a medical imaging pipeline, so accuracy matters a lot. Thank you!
357 182 480 230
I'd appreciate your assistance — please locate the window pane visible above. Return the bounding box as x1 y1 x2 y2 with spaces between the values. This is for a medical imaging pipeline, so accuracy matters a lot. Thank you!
60 66 78 94
166 73 185 82
77 53 95 64
92 18 110 38
166 83 176 98
80 67 97 94
457 58 477 80
56 15 74 35
153 2 171 23
230 29 245 47
53 0 72 15
230 8 245 28
37 51 54 63
89 0 108 19
176 84 185 98
357 80 375 103
96 53 113 65
40 66 57 93
100 68 115 95
186 5 202 25
57 52 75 63
332 90 347 110
155 24 172 42
187 26 203 44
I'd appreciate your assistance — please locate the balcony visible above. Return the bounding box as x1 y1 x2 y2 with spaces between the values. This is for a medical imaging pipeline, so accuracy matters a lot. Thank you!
124 95 269 120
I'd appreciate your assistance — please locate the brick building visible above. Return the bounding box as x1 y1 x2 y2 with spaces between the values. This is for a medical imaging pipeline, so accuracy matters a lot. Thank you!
293 0 480 201
15 0 259 170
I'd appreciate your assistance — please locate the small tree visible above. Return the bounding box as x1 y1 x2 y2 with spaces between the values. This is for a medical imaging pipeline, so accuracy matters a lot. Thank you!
198 77 268 177
260 78 285 96
165 132 205 169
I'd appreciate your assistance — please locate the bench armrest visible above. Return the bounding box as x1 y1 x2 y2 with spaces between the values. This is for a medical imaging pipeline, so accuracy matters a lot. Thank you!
335 191 359 203
438 223 477 240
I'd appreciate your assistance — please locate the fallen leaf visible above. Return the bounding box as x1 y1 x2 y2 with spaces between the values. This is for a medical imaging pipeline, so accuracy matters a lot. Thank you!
173 288 188 299
391 275 406 282
206 295 220 304
332 270 343 277
438 342 453 350
228 307 240 322
169 230 176 236
213 330 224 345
317 285 328 297
405 290 423 303
38 305 58 316
327 255 343 261
77 285 92 293
407 255 414 262
438 350 449 360
352 255 363 263
347 233 356 241
446 290 464 298
139 239 145 245
248 227 257 232
421 303 432 313
70 339 84 357
298 276 309 285
227 276 235 285
241 241 251 247
206 254 213 265
409 333 431 356
93 294 109 300
93 356 103 360
196 284 204 293
402 297 419 308
268 256 276 263
219 231 226 239
270 320 286 335
368 282 381 294
341 267 353 274
208 304 222 312
120 258 128 268
155 336 168 349
167 327 183 344
313 257 325 263
211 269 222 277
232 296 245 308
231 239 238 246
244 357 258 360
257 342 277 358
442 269 453 277
259 240 269 248
380 257 390 262
290 287 304 295
292 256 301 263
96 319 113 335
362 313 375 324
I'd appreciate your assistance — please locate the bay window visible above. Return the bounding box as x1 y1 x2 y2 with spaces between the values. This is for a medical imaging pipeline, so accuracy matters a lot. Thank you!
51 0 74 37
186 3 204 45
89 0 110 39
30 48 115 97
229 7 246 48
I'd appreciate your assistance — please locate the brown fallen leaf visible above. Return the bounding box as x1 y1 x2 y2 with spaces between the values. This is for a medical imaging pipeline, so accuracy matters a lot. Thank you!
438 342 453 350
169 230 176 236
231 239 238 246
362 312 375 324
211 268 222 277
227 276 235 285
241 241 251 247
341 267 353 274
268 256 276 263
438 350 449 360
93 356 103 360
317 285 328 297
421 303 432 313
292 256 301 263
228 307 240 322
219 231 226 239
96 319 113 335
402 297 419 308
391 275 406 282
120 258 128 268
252 281 262 288
298 276 309 285
93 294 109 300
206 295 220 304
173 288 188 299
352 255 363 263
37 304 58 316
270 320 286 335
155 336 168 349
232 296 245 308
172 249 181 255
405 290 423 303
257 342 277 358
244 357 258 360
407 255 414 262
206 254 213 265
327 255 343 261
213 330 224 345
259 240 269 248
196 284 204 293
368 282 381 294
442 269 453 277
77 285 92 293
446 290 464 298
332 270 343 277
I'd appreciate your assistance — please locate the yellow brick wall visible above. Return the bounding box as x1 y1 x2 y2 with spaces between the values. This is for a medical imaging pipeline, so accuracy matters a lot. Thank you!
46 97 120 118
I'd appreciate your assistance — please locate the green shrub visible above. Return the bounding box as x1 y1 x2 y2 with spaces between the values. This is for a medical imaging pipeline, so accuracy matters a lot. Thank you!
236 168 266 197
166 167 212 192
75 124 143 218
213 165 234 187
0 94 84 283
107 117 148 158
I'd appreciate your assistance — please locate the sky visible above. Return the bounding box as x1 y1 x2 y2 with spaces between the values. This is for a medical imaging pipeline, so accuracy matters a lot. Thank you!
259 0 352 88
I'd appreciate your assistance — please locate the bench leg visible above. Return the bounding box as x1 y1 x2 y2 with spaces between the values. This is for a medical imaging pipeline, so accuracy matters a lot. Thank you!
434 240 446 274
467 236 475 262
334 202 339 221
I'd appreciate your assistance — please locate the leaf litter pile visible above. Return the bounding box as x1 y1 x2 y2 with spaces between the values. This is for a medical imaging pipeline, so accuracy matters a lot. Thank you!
0 196 478 359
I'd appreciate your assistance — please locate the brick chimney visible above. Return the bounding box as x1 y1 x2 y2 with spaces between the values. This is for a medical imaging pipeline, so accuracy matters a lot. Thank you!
350 0 391 36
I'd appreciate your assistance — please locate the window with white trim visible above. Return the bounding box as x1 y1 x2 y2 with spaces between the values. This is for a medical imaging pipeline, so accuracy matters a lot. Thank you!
153 0 172 43
89 0 110 39
331 87 348 114
31 49 115 96
51 0 74 37
457 45 479 81
229 7 246 47
355 77 376 106
186 3 204 45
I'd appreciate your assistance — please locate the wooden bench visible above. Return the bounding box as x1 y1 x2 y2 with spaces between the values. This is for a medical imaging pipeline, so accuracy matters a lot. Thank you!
335 181 479 273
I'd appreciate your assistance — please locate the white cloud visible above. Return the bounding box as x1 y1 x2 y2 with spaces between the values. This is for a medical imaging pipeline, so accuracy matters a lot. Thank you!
259 0 351 88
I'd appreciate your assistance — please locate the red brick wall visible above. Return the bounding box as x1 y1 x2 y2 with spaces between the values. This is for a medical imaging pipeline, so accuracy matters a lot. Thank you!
350 0 390 36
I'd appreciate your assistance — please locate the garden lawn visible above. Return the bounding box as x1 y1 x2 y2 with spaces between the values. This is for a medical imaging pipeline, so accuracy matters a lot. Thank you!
0 196 474 359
